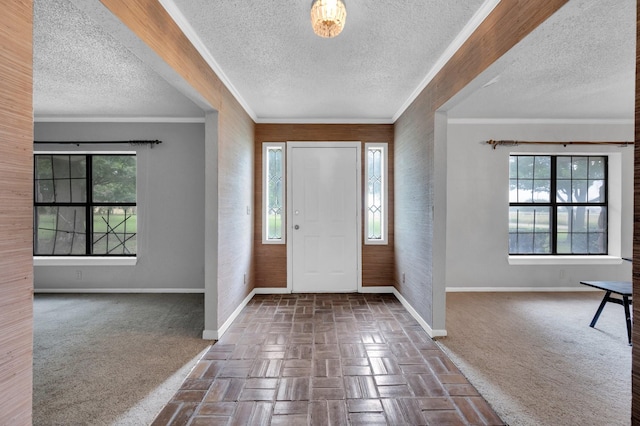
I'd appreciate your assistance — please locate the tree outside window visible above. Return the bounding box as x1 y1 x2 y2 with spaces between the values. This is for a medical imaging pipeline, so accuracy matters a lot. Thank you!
509 155 607 255
34 154 137 256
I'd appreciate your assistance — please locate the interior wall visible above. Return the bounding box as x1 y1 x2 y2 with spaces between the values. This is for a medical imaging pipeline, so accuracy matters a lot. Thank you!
204 112 219 336
33 122 206 291
446 121 633 290
0 0 33 423
217 88 255 328
253 124 395 289
393 0 569 332
99 0 256 335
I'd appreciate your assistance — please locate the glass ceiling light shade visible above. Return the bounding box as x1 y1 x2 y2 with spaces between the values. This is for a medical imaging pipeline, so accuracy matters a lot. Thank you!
310 0 347 38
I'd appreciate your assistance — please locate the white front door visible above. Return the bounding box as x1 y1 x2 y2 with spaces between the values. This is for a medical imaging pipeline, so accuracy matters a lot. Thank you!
287 143 361 292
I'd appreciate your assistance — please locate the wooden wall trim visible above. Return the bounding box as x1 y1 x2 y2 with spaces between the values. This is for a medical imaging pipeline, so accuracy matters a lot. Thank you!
432 0 570 111
393 0 569 328
99 0 224 111
0 0 34 423
99 0 257 331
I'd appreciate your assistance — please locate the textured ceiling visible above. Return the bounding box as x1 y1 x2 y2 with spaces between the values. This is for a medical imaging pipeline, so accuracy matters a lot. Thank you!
447 0 636 120
166 0 486 122
32 0 636 123
33 0 205 120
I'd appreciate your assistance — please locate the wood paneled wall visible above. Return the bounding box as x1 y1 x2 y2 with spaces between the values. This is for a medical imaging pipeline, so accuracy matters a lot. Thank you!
100 0 256 329
254 124 395 288
632 1 639 422
393 0 569 326
0 1 34 423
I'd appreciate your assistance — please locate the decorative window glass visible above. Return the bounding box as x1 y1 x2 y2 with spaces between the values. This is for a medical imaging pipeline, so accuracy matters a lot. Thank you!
509 155 607 255
34 153 137 256
365 143 388 244
263 143 285 244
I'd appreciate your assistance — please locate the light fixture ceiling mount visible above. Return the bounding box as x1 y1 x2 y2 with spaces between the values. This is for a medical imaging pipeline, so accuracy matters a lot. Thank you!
310 0 347 38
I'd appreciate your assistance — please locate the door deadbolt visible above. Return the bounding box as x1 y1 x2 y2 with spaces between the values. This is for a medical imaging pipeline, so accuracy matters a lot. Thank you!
294 225 300 230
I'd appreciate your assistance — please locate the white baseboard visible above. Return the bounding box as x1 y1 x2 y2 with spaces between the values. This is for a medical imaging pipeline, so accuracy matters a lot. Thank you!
254 287 291 294
446 286 600 293
360 286 394 293
202 289 256 340
202 285 444 340
34 288 205 294
392 288 447 338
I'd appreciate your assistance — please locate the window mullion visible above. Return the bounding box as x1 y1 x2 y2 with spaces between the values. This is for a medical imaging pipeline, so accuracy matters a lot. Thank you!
86 155 92 255
551 156 557 254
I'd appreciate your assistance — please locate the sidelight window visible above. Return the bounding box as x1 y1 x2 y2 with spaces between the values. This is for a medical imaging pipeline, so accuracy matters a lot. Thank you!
263 143 285 244
365 143 388 244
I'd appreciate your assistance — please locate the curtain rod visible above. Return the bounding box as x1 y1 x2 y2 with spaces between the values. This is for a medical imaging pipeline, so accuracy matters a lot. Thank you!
486 139 634 150
34 139 162 148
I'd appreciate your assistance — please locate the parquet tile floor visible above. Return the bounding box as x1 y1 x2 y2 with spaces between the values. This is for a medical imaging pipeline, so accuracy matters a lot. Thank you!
152 293 504 425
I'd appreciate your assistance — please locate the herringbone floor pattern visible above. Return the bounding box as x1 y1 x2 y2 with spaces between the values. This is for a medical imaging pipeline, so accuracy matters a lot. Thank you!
152 293 504 425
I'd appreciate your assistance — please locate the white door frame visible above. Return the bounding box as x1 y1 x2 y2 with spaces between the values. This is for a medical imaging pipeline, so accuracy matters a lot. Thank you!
286 141 362 293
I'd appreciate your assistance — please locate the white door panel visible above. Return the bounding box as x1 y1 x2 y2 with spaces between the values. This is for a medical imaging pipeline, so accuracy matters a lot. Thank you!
289 145 360 292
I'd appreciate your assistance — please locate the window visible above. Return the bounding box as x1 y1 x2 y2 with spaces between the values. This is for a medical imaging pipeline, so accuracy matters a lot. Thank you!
34 153 137 256
365 143 388 244
509 155 607 255
263 143 285 244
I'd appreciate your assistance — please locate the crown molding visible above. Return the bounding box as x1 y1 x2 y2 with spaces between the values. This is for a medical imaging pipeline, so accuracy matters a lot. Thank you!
158 0 257 121
255 117 394 125
447 117 635 125
392 0 501 123
34 116 206 123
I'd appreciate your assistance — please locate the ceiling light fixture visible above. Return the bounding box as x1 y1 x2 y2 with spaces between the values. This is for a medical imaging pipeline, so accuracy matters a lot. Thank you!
310 0 347 38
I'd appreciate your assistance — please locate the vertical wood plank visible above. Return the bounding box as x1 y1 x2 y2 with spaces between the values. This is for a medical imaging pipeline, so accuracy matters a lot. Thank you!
0 0 34 424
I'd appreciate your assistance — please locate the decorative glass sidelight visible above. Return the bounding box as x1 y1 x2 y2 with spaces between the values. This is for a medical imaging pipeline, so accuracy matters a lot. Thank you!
365 143 388 244
263 143 285 243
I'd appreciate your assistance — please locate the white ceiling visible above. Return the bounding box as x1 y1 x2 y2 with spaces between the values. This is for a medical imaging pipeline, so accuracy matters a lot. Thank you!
33 0 636 123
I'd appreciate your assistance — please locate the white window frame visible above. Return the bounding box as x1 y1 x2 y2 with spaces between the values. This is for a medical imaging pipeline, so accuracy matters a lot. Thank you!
33 150 138 265
508 151 623 265
365 143 388 245
262 142 286 244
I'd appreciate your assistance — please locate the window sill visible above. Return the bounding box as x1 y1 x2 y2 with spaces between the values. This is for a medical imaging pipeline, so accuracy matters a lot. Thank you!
508 255 624 266
34 256 137 266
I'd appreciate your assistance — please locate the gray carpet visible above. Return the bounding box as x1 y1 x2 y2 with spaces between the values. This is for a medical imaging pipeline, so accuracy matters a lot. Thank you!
33 293 212 426
438 291 632 426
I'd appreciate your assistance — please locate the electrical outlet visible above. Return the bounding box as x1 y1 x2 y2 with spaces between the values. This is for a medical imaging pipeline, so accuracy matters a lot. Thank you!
244 273 247 284
75 270 82 281
402 272 405 283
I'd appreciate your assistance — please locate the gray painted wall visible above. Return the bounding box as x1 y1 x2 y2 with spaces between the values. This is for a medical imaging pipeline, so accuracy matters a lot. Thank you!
444 121 634 290
33 122 206 291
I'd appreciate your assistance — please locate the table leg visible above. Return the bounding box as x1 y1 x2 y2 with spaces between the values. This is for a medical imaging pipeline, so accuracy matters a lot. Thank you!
623 295 632 346
590 291 612 328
